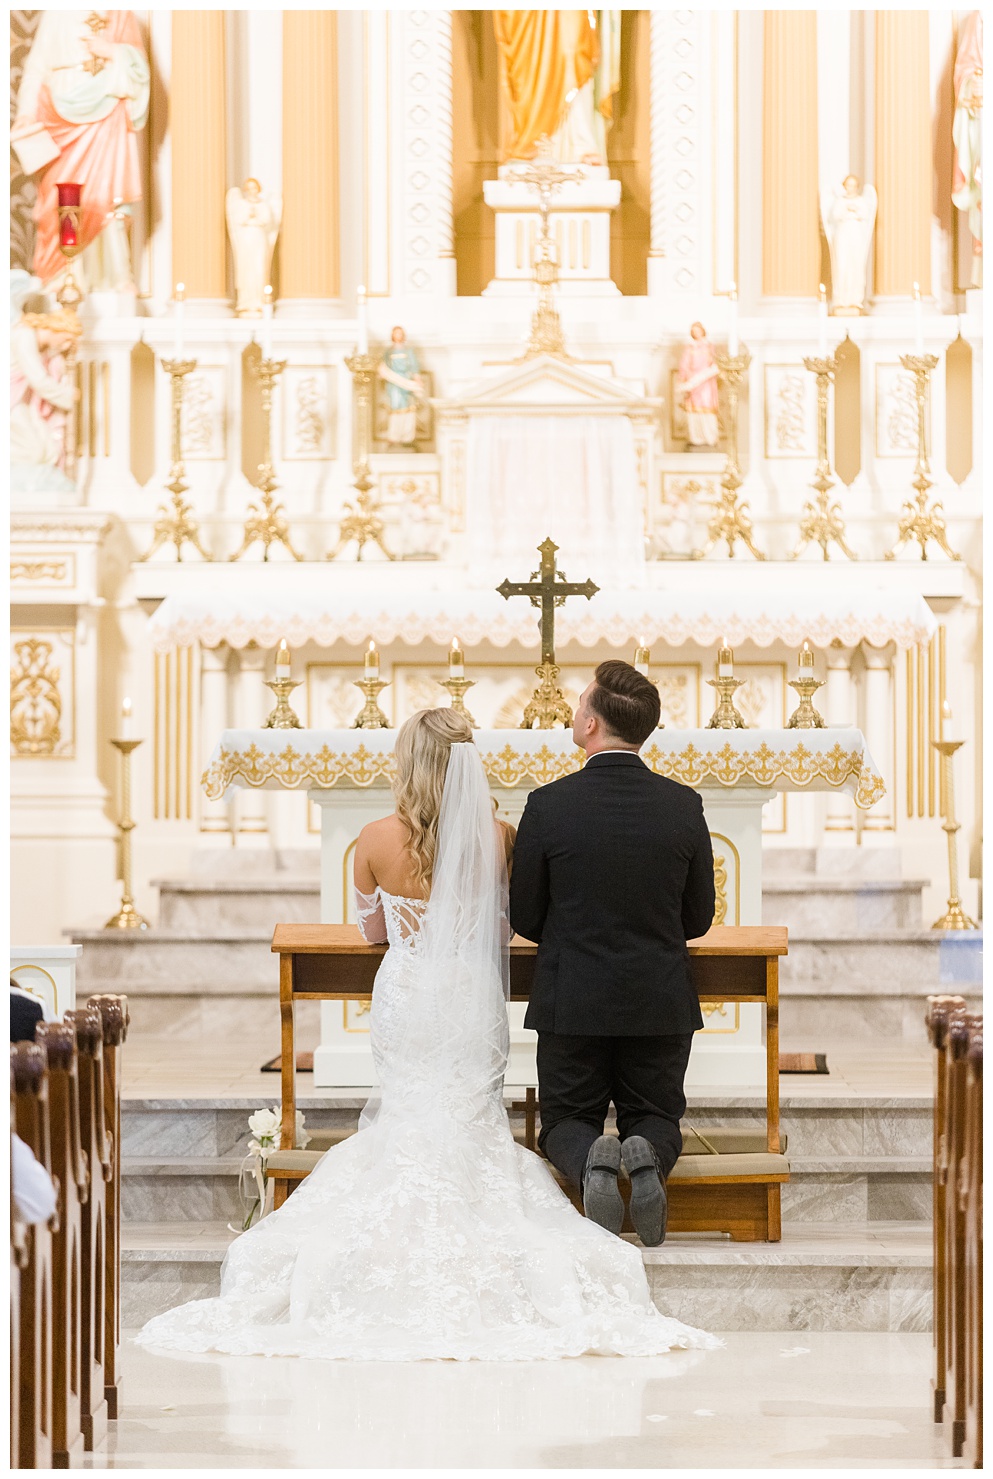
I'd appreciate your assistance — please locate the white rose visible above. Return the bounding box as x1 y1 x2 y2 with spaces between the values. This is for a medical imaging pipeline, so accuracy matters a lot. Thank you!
248 1107 281 1142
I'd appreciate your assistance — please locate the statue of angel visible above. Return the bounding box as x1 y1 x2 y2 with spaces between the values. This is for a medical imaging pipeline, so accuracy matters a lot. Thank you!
225 179 282 317
821 176 877 315
10 270 81 492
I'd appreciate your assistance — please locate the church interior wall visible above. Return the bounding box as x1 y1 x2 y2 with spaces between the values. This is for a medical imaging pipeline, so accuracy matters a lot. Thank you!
8 7 984 945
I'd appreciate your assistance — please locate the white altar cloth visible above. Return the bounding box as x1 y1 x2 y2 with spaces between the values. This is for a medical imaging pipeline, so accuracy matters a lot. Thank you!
148 561 937 653
203 726 882 1090
203 727 886 811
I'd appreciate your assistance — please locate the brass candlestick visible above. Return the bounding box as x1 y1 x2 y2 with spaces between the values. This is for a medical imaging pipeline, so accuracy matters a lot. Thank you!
885 354 961 562
706 674 747 729
792 353 857 561
930 737 978 930
139 358 212 561
699 350 765 560
438 676 478 728
327 353 395 561
787 675 827 728
231 355 303 562
262 677 303 729
105 739 150 930
352 677 391 729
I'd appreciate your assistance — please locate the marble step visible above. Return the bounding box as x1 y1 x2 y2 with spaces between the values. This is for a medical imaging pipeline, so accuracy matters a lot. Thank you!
154 877 321 934
119 1151 931 1226
120 1220 931 1332
120 1091 933 1164
72 923 980 999
762 878 926 933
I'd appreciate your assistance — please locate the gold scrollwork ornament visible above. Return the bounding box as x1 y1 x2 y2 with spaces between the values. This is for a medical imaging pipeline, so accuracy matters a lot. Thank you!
11 637 62 756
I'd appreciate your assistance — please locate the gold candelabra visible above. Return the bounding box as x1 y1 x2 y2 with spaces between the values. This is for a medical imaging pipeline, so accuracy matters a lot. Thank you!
139 358 212 561
438 676 478 727
787 675 827 728
698 350 765 560
930 735 978 930
352 676 391 729
706 675 747 729
231 354 303 562
885 354 961 562
327 353 395 561
792 352 857 561
262 677 303 729
105 739 150 930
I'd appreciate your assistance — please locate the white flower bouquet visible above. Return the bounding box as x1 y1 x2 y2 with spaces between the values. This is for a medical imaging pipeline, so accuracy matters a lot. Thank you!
235 1105 311 1231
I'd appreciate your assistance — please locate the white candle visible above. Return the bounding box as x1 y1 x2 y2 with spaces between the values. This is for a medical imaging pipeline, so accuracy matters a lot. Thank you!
449 637 464 678
174 282 185 359
364 639 379 679
728 282 739 357
357 284 369 356
913 281 924 355
798 641 814 678
262 284 273 360
634 640 650 677
717 638 733 679
818 283 828 357
121 696 132 739
275 639 291 680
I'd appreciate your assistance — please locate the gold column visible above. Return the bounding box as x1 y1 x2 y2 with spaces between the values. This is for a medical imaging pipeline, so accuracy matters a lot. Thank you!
874 11 931 296
170 12 227 299
281 12 340 299
762 11 819 297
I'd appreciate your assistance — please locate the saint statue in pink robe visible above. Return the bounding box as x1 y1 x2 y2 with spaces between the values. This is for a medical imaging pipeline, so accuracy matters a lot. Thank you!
676 323 719 448
12 10 150 287
952 10 983 285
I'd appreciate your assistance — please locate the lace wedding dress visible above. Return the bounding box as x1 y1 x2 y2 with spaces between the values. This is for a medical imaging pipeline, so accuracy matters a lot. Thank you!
137 745 718 1363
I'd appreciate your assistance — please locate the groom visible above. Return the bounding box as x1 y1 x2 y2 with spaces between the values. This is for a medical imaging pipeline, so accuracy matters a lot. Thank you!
510 660 716 1246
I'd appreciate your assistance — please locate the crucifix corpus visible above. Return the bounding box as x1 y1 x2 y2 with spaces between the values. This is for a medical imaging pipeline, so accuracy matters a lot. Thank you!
497 536 599 728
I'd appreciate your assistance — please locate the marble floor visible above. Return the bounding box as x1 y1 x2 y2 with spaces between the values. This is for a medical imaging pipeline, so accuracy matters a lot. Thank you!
85 1331 961 1470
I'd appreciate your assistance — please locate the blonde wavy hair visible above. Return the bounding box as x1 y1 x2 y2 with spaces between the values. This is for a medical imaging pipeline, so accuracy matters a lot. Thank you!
393 708 475 893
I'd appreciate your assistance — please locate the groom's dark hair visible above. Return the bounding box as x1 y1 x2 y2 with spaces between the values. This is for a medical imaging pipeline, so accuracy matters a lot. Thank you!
589 661 661 746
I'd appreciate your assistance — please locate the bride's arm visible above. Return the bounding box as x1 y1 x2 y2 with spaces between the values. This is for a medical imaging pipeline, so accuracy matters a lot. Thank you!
353 827 388 943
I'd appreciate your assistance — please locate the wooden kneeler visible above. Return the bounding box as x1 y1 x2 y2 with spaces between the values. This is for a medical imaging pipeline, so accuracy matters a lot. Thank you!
11 1042 55 1471
37 1022 89 1469
88 994 130 1422
268 925 789 1241
65 1007 110 1454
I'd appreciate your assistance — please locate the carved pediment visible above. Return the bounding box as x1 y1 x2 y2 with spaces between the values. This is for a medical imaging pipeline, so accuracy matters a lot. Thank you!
433 354 658 418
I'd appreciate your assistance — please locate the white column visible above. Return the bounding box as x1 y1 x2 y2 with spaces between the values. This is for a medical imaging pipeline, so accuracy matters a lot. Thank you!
389 10 457 297
228 11 283 197
817 11 851 200
823 642 857 840
712 11 738 297
363 11 391 299
234 646 269 843
647 10 706 301
647 9 666 296
860 641 895 835
147 10 172 309
199 644 232 839
434 8 456 296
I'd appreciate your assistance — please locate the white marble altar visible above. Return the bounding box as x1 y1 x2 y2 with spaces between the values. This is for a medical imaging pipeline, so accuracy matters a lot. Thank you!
203 726 885 1091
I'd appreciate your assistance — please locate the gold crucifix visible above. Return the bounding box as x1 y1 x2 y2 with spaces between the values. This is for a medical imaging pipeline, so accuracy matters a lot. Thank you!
497 537 599 729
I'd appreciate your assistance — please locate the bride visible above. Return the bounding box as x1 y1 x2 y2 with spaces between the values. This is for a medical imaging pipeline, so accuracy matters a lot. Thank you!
137 710 717 1362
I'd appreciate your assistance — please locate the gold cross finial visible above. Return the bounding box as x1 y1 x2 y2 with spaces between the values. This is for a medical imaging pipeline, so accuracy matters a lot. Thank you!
497 539 599 728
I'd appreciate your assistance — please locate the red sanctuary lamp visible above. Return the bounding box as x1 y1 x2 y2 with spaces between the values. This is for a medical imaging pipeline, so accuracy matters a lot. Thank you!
55 183 84 479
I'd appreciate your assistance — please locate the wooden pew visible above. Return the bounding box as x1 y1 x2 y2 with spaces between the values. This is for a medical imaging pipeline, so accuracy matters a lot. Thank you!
960 1018 982 1469
87 994 129 1421
269 924 789 1242
64 1007 110 1453
11 1041 55 1470
925 994 967 1424
36 1022 89 1469
943 1009 980 1455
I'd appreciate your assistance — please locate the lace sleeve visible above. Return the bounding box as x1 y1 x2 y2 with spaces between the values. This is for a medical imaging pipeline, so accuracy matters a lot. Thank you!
355 887 388 944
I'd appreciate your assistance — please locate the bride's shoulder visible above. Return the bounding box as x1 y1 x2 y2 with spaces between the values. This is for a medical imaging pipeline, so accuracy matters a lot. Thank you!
357 813 406 852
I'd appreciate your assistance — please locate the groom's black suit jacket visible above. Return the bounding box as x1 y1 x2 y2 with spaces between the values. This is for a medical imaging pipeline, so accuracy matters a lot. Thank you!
509 751 716 1037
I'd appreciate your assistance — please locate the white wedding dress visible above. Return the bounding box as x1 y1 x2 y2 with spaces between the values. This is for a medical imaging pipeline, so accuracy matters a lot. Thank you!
137 745 718 1363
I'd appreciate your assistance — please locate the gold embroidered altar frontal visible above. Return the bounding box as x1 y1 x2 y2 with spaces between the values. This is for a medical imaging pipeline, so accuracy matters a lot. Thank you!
201 729 886 810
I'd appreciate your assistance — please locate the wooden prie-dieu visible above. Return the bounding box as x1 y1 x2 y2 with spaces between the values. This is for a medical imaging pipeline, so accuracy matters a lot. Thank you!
269 925 790 1242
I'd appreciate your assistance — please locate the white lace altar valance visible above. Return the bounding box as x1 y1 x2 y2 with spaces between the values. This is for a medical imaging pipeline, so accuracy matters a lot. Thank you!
202 727 886 811
147 563 937 654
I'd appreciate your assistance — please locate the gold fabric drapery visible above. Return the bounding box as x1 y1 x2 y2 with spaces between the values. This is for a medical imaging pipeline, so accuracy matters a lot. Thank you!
494 9 600 159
